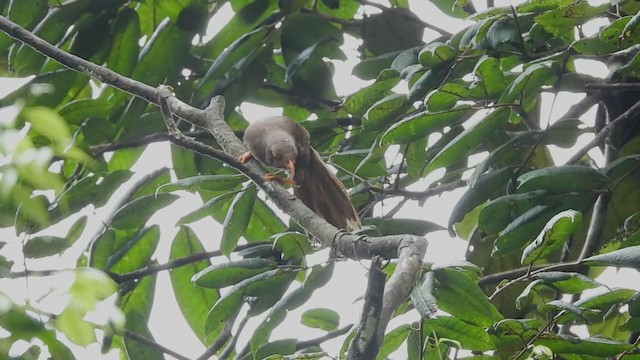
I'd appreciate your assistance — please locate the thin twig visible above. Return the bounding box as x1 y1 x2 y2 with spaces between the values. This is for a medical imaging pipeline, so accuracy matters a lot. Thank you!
111 242 271 284
296 324 353 350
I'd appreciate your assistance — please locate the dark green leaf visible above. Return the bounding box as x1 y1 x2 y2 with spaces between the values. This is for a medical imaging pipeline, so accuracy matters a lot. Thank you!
535 271 600 294
434 268 503 327
111 193 179 230
449 167 513 234
362 93 410 131
423 317 495 351
192 258 279 289
364 217 445 236
382 105 473 145
517 165 609 194
107 225 160 273
376 324 412 360
220 185 258 257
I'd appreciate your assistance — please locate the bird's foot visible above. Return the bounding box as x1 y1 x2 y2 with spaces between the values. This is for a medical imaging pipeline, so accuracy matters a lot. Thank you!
239 151 253 163
265 173 295 186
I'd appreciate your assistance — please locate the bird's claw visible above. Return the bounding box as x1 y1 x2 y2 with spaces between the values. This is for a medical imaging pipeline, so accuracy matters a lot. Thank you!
265 173 295 186
239 151 253 163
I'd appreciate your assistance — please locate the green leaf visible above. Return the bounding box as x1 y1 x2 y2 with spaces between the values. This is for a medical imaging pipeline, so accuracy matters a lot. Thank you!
23 215 88 258
23 236 70 259
418 42 458 69
517 165 609 194
478 190 548 235
363 217 445 236
272 232 313 259
111 193 179 230
521 210 582 265
57 171 132 214
158 174 245 193
55 307 95 346
411 271 438 319
434 268 503 327
498 62 557 104
220 185 258 257
602 155 640 185
192 258 279 289
176 191 237 225
582 245 640 269
343 69 400 118
250 264 333 352
362 93 410 131
201 0 277 59
106 8 140 76
535 334 631 357
352 51 404 80
169 226 219 345
107 225 161 273
407 67 449 102
205 268 295 342
301 308 340 331
534 272 600 294
448 167 513 233
381 105 473 145
57 99 114 126
120 275 162 359
474 56 507 97
423 317 495 351
425 107 510 174
21 106 71 146
376 324 412 360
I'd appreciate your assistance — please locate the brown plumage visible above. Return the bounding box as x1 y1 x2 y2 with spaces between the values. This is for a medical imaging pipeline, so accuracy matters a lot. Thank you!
240 116 361 231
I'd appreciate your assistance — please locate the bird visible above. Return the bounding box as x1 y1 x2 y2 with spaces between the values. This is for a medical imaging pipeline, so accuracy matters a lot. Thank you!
240 116 361 232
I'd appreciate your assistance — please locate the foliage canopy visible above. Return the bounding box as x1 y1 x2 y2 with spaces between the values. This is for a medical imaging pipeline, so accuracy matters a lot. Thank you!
1 0 640 359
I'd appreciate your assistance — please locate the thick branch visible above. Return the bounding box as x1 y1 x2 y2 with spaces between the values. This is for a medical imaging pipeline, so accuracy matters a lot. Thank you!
348 256 385 360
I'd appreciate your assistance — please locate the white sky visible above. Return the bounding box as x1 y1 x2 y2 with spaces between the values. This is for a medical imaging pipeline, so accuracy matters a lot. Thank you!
1 0 638 359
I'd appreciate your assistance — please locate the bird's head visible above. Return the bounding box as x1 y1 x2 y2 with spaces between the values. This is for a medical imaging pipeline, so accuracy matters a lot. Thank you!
267 138 297 178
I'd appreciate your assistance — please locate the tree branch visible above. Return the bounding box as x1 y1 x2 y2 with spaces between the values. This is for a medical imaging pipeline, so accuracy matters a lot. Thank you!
88 130 211 155
348 256 385 359
566 98 640 165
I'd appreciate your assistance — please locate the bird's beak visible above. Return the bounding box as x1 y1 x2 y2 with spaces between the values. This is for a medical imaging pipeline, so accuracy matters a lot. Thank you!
286 159 296 180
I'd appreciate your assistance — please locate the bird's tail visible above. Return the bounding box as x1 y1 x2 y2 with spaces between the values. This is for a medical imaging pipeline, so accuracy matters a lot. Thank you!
294 150 361 231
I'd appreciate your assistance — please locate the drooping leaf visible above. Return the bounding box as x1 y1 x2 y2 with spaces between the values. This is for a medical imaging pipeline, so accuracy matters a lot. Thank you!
220 185 258 257
169 227 220 345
